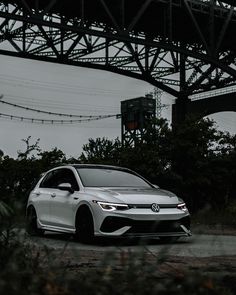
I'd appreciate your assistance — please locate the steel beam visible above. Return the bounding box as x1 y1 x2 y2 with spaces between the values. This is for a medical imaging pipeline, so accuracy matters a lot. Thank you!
0 0 235 105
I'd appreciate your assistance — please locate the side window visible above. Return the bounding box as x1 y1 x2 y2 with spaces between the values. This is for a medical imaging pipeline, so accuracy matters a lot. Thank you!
40 169 79 191
40 171 57 188
57 169 79 191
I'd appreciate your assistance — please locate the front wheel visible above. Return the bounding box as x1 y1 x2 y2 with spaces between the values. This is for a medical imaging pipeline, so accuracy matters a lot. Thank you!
75 208 94 244
26 206 44 236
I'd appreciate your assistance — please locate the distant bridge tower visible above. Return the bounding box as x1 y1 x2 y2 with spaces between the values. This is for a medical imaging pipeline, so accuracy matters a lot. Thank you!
153 88 163 119
146 88 163 119
121 96 156 146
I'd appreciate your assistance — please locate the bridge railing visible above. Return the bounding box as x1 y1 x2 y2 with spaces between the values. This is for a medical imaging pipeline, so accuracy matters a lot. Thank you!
190 86 236 101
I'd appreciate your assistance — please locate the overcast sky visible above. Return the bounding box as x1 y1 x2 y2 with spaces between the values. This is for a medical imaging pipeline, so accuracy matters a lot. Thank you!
0 55 235 159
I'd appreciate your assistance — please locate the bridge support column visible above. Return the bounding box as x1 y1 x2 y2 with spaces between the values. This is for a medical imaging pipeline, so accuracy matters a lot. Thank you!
172 92 236 128
172 96 189 127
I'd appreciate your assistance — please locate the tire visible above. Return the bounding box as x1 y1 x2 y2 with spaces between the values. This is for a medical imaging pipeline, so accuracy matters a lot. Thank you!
75 208 94 244
26 206 44 236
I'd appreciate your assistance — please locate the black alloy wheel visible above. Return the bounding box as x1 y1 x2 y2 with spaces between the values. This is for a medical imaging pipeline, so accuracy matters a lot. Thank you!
26 206 44 236
75 208 94 243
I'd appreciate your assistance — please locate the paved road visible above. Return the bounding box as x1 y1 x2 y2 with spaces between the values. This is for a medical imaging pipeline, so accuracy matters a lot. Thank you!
26 232 236 257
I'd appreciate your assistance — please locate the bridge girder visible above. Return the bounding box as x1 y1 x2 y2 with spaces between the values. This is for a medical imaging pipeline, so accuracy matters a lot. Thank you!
172 91 236 125
0 0 236 100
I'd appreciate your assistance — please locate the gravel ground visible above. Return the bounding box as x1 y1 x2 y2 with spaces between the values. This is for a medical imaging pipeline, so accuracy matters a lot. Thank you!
192 224 236 236
22 226 236 293
28 228 236 275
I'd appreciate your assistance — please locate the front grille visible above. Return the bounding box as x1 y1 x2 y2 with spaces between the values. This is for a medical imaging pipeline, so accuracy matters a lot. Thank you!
126 218 189 234
100 216 190 234
128 204 177 209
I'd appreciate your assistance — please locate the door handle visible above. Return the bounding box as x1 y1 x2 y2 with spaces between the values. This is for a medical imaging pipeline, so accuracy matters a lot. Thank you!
51 193 56 198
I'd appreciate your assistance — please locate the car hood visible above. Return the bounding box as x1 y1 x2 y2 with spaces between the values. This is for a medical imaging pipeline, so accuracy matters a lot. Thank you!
84 187 180 204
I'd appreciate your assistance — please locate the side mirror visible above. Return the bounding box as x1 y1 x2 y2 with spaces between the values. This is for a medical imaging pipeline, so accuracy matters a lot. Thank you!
58 183 74 194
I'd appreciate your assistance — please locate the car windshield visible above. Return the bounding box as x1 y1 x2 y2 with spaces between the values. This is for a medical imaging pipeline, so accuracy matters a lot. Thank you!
76 168 151 188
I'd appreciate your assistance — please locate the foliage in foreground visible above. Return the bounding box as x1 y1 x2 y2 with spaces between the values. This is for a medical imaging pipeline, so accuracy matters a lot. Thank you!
0 227 234 294
0 201 235 295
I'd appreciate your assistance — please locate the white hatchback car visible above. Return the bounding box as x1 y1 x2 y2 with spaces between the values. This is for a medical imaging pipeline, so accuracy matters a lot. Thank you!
26 164 191 242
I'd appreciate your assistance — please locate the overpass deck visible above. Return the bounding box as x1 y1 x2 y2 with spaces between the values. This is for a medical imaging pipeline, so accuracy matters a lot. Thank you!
3 0 236 51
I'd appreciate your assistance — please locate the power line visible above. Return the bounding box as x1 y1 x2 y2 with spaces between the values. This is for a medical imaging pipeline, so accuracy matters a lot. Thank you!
0 112 118 125
0 97 117 118
5 94 119 112
0 73 145 98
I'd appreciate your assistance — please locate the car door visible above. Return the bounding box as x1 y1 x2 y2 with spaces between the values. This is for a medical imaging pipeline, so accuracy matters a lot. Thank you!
49 168 80 230
35 170 58 226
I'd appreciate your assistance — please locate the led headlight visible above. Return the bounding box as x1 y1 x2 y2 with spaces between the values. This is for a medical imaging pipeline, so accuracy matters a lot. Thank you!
177 202 188 212
94 201 129 212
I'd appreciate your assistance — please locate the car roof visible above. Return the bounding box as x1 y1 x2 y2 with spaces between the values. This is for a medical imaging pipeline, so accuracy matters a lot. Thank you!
69 164 130 171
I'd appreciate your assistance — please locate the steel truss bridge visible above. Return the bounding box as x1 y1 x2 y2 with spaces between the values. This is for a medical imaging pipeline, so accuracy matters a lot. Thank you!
0 0 236 123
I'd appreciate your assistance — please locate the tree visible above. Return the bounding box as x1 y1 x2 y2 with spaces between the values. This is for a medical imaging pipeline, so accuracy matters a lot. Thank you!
80 137 121 165
0 138 67 208
17 136 41 160
170 117 236 212
119 118 173 185
38 147 67 170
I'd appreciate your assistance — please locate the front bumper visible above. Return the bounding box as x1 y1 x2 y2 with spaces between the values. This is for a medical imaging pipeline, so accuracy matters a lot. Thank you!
93 203 191 237
92 204 191 237
99 216 191 238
